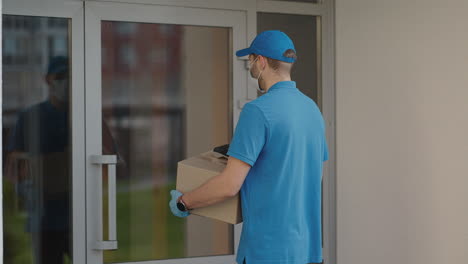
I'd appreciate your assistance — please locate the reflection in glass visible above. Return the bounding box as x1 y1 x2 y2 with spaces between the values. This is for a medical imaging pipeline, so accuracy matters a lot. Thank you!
257 13 321 107
101 21 233 263
2 15 72 264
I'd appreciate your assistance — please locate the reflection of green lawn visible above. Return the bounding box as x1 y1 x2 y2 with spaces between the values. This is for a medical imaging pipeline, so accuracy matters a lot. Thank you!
3 179 184 264
3 180 34 264
104 182 185 263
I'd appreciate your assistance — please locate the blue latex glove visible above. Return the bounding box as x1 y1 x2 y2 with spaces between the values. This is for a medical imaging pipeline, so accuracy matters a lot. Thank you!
169 190 190 218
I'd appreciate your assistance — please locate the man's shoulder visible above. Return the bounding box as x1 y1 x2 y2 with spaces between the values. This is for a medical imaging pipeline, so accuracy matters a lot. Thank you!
243 99 268 118
245 94 273 110
13 101 56 126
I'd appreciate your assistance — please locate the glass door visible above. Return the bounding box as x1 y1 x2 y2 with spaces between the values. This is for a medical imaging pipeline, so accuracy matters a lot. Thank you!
84 2 246 264
2 1 85 264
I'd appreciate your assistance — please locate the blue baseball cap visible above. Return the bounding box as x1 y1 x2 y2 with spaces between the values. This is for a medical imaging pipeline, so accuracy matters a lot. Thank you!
47 56 69 75
236 30 297 63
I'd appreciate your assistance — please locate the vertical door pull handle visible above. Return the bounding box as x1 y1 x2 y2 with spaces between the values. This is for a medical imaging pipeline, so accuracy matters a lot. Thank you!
91 155 118 250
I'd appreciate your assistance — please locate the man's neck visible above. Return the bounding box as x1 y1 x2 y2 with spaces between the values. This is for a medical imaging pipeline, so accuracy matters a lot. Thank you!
262 75 292 93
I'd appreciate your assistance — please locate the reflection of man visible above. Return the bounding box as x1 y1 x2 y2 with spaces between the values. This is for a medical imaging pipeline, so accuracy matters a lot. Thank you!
7 56 70 154
170 31 328 264
5 56 71 264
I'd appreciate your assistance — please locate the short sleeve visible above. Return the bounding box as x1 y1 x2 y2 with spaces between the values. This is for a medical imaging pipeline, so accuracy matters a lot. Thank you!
323 137 329 162
227 104 268 167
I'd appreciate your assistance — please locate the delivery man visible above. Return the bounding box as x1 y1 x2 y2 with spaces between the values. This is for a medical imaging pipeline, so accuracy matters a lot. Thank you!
169 30 329 264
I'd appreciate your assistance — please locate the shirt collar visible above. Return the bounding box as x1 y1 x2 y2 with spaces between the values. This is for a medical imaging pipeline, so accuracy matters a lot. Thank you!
267 81 297 93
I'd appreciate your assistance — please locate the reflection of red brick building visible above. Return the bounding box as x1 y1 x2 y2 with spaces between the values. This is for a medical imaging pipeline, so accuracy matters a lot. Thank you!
101 23 182 81
100 23 188 262
100 22 184 185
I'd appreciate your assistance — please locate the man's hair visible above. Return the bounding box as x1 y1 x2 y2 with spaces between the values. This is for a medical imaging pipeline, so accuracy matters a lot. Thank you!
253 49 297 73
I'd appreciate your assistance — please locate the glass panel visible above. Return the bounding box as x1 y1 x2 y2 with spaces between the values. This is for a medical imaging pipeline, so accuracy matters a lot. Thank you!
2 15 72 264
101 21 233 263
257 13 321 107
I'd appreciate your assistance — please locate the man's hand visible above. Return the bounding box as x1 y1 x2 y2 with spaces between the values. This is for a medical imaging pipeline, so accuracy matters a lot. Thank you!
169 190 190 218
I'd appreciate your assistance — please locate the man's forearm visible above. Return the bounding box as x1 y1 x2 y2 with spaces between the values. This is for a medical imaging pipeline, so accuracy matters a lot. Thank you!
181 173 235 210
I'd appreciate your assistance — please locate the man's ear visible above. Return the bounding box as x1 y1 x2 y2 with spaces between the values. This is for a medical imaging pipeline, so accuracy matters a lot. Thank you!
259 55 267 70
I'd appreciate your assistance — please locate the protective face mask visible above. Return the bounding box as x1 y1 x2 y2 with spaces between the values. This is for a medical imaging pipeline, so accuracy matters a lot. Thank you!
249 57 266 94
50 79 69 102
256 70 265 94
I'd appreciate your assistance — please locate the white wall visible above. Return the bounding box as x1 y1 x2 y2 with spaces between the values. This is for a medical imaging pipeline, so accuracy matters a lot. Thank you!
335 0 468 263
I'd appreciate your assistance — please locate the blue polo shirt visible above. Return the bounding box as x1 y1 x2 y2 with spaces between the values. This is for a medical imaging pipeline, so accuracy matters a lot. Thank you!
227 81 328 264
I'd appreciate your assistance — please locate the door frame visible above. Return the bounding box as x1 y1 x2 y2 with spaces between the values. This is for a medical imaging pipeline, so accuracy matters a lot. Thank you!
84 1 247 264
2 0 336 263
2 1 87 264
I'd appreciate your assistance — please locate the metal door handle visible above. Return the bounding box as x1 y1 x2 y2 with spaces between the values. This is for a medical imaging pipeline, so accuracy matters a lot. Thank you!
91 155 118 250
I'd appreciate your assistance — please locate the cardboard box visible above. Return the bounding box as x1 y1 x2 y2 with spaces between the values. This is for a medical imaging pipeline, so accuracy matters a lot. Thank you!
176 151 242 224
